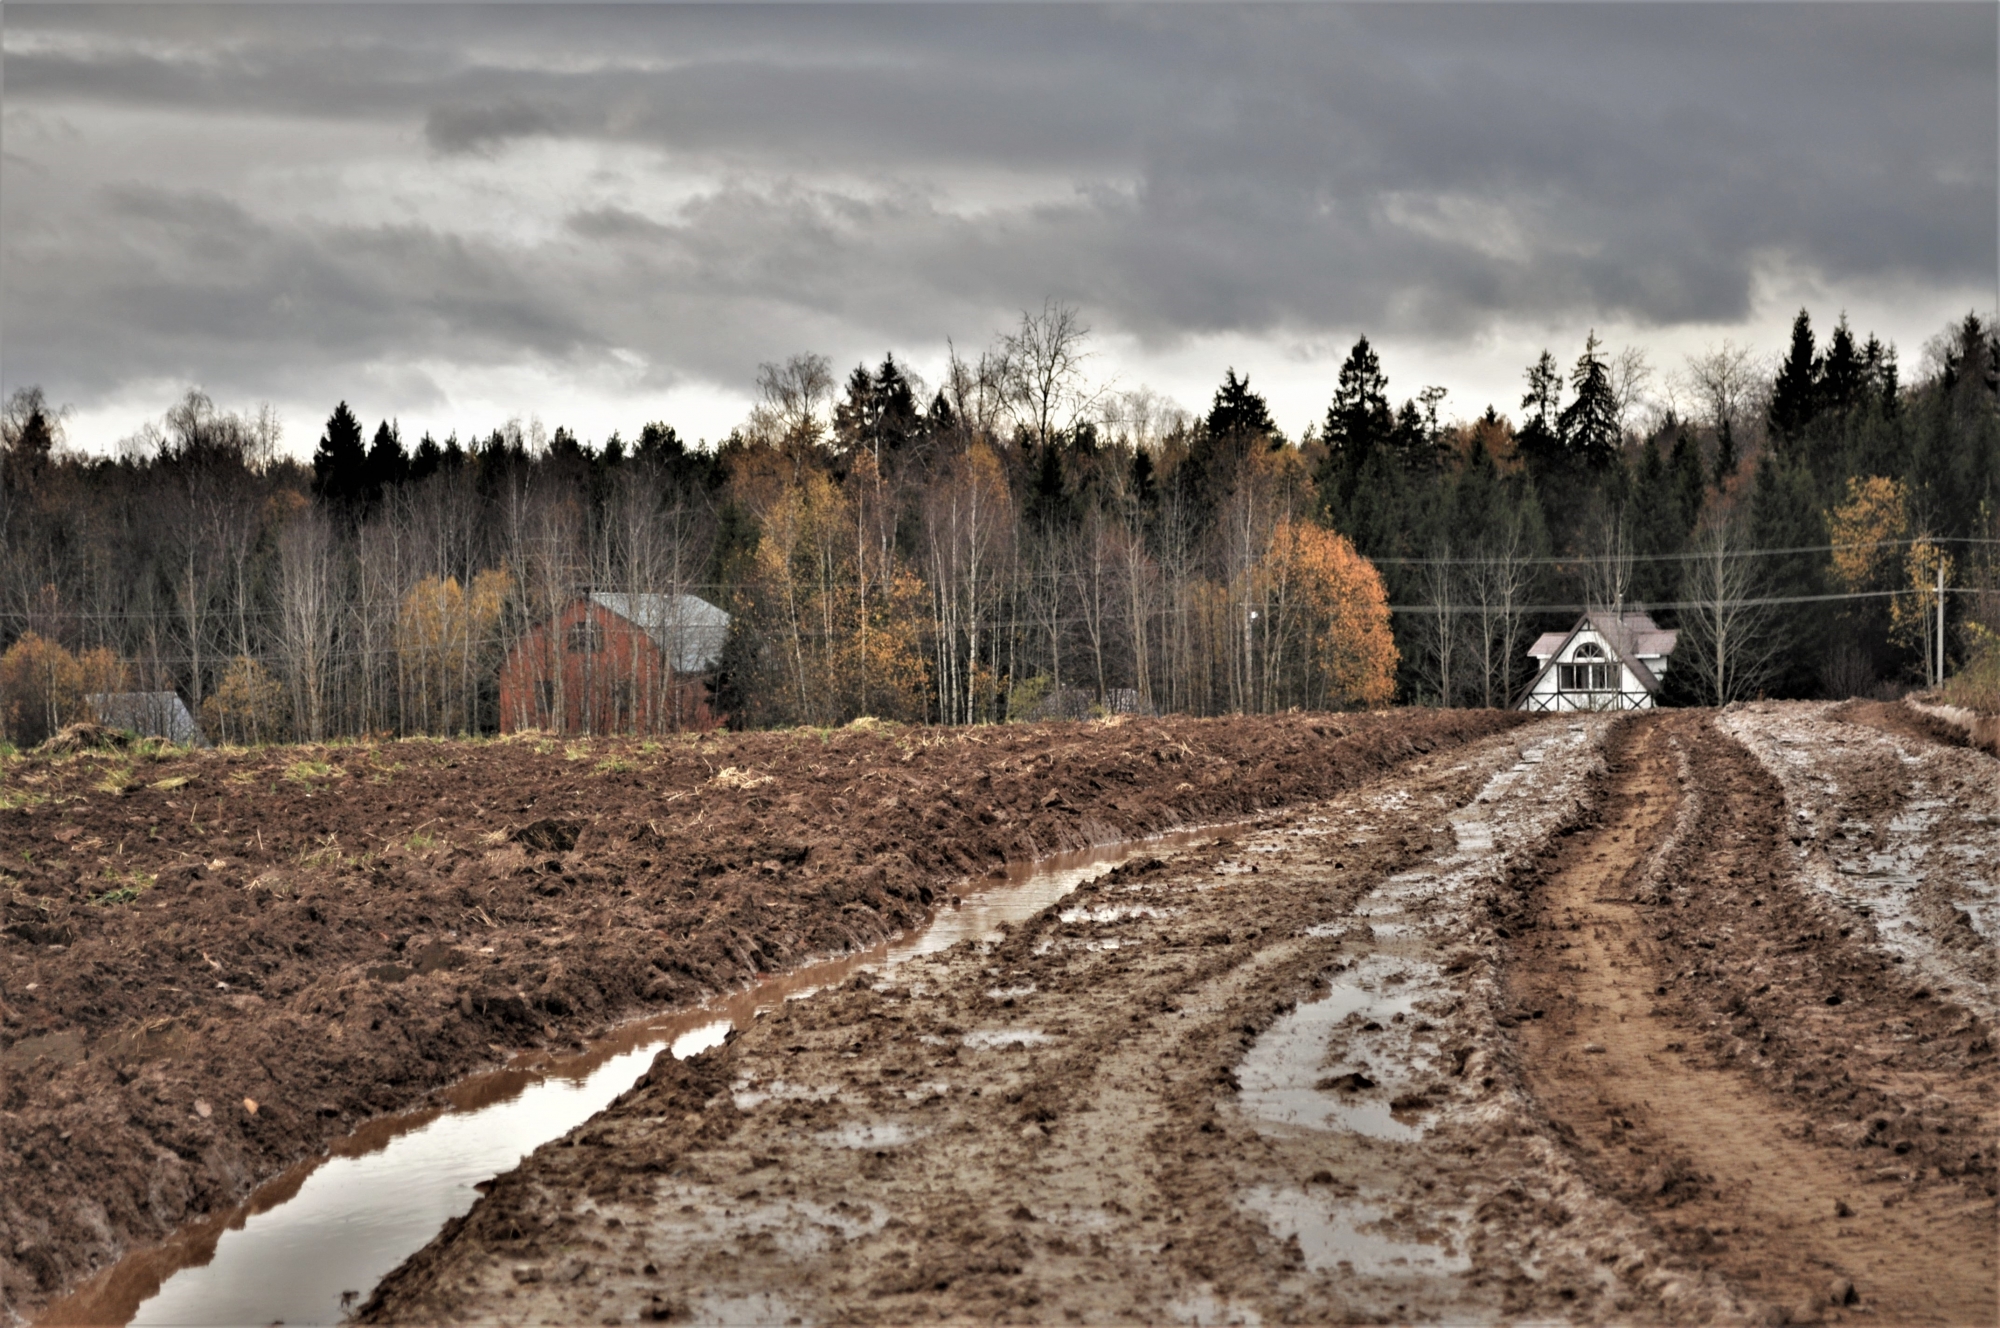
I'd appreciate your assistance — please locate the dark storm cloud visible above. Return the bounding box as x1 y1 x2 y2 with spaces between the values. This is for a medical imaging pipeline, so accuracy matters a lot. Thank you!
3 3 1993 419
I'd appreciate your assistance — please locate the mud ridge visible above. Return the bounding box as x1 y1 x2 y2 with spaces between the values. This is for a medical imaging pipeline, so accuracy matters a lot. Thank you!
1504 712 1998 1326
0 710 1522 1319
359 718 1770 1325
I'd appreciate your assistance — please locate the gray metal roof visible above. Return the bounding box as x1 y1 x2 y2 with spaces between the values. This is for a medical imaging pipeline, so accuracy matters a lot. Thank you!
588 591 730 674
88 691 206 746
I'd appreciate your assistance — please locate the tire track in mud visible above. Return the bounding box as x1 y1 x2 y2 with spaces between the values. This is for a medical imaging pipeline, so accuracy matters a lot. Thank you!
360 723 1658 1326
1506 715 1998 1326
0 710 1526 1320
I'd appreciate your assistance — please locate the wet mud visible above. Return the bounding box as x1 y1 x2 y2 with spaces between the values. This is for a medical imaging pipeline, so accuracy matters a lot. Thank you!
359 708 1996 1327
1505 713 1997 1325
0 710 1521 1319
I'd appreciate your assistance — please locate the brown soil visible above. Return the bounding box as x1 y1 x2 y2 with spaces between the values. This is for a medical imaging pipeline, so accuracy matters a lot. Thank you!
1828 698 1978 754
0 709 1522 1320
356 710 1997 1328
359 723 1589 1326
1504 714 1998 1325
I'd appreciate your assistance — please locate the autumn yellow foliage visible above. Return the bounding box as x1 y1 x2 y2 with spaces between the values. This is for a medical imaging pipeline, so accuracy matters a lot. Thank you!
203 655 287 744
398 569 510 735
1255 519 1399 709
1827 475 1907 593
0 634 125 746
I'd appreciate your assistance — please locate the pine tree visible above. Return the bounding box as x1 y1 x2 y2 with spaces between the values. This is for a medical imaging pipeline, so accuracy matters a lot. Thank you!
1319 338 1394 515
312 401 368 512
1557 333 1620 467
1820 315 1864 416
1767 308 1821 444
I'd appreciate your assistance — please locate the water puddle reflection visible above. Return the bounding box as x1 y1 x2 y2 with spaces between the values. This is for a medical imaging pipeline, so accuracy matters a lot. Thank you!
1238 1187 1469 1277
1235 954 1431 1142
43 823 1241 1328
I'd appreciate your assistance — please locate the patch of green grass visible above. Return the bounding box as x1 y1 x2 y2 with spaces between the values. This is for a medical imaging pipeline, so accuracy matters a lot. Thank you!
133 737 184 762
90 870 154 906
595 755 635 774
298 832 343 868
407 829 441 852
284 759 339 784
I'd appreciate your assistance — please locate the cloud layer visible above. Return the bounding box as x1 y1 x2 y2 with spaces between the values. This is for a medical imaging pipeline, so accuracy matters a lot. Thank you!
4 3 1994 446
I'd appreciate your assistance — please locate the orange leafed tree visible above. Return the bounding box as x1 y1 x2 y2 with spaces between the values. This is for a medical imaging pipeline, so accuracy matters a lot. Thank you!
1254 518 1398 710
1828 475 1908 593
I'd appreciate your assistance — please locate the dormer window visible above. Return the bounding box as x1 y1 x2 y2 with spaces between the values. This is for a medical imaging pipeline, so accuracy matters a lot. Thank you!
1559 640 1616 692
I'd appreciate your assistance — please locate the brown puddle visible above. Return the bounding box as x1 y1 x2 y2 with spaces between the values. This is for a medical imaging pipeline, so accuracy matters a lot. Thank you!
40 824 1242 1328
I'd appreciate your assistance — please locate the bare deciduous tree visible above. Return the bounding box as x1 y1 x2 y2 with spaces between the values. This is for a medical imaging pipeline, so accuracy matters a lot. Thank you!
277 506 338 741
1004 301 1102 449
1467 519 1536 707
1678 509 1778 704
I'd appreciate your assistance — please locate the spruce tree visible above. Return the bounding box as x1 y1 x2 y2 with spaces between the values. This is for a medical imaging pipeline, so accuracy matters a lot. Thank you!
364 419 408 507
1748 455 1828 696
1319 338 1393 516
1557 332 1620 467
1515 350 1565 472
1820 315 1864 416
1669 426 1706 531
1767 308 1821 445
312 401 368 512
1206 368 1279 445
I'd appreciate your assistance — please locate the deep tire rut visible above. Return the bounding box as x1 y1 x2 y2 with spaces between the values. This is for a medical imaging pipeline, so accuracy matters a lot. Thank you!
1507 717 1997 1325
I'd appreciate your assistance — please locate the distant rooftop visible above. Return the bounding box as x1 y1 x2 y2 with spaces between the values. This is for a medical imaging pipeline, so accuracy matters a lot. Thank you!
589 592 730 674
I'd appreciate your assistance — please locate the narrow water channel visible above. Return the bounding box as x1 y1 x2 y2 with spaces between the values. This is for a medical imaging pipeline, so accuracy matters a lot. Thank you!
41 826 1240 1328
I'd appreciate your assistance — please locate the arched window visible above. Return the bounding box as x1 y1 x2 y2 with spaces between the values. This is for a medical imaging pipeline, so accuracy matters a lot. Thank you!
1559 639 1616 692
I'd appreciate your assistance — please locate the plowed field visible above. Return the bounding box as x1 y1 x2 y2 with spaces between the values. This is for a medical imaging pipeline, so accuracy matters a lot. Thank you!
0 710 1520 1321
359 706 1996 1327
7 703 1995 1326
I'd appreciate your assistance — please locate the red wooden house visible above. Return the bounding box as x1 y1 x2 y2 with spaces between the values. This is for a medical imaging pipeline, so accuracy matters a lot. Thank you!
499 592 729 734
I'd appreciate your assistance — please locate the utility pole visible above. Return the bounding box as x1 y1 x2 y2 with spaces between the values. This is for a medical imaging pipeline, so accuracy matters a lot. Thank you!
1936 558 1946 689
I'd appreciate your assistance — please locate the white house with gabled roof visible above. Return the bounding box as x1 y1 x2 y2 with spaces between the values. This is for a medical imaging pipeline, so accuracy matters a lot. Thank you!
1517 610 1678 712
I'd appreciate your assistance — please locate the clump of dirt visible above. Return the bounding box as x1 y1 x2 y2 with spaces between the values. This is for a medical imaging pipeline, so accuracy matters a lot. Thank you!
1899 696 2000 756
0 708 1521 1318
1830 698 1973 752
32 723 129 756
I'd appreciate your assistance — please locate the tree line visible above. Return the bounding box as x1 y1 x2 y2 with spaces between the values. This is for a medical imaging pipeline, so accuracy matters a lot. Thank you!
0 303 1993 745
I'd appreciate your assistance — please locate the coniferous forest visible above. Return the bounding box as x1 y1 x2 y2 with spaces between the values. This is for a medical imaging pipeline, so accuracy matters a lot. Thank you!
0 305 1994 745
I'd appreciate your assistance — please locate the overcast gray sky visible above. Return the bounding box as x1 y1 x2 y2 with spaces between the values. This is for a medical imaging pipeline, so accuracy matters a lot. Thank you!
4 2 1995 455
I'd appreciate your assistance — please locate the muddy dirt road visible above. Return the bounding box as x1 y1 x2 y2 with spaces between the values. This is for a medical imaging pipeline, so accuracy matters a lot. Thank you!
1508 716 1995 1325
0 711 1520 1320
362 706 1996 1326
